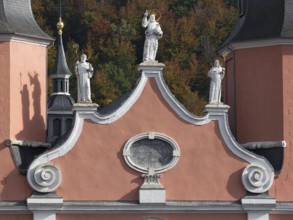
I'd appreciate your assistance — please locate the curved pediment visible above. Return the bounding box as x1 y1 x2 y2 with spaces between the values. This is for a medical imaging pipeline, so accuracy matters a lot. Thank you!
27 62 275 197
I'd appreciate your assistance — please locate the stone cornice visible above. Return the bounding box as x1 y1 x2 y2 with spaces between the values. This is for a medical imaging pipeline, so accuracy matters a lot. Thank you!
219 38 293 56
2 200 293 214
0 34 53 47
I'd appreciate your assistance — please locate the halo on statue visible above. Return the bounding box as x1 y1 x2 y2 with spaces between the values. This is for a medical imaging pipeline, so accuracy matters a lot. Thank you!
221 50 230 61
147 9 161 21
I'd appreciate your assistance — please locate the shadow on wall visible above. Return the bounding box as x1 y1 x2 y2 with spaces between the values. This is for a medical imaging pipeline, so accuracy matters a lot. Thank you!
117 147 143 201
16 72 45 142
0 168 32 200
226 169 246 199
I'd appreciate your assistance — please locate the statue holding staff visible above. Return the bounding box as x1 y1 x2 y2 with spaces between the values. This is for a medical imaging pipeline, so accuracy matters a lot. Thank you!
75 54 94 103
208 59 225 104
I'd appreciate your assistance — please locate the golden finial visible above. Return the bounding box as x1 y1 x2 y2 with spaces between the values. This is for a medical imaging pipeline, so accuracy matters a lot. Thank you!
57 17 64 35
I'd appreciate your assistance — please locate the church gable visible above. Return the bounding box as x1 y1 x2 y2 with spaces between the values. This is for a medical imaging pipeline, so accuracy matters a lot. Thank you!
26 62 275 203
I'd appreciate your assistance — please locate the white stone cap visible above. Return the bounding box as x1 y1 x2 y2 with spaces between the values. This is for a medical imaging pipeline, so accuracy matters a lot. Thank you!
73 103 99 112
27 196 63 211
204 104 230 114
241 197 276 211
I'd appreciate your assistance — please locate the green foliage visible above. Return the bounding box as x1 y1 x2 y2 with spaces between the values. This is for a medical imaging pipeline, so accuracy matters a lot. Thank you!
32 0 237 115
169 0 197 18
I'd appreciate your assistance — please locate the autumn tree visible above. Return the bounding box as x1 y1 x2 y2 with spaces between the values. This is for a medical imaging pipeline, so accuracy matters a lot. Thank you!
32 0 237 115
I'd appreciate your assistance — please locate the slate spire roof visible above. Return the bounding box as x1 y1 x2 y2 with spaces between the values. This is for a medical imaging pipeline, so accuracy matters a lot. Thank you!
48 16 74 111
52 17 72 78
220 0 293 50
47 16 74 143
0 0 52 41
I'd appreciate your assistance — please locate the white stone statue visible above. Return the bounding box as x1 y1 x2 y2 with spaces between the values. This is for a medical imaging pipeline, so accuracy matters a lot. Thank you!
208 59 225 104
142 11 163 62
75 54 94 103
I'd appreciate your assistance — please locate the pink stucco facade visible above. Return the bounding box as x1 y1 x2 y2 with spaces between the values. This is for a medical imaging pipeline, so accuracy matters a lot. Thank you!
0 41 48 200
225 45 293 201
54 78 247 201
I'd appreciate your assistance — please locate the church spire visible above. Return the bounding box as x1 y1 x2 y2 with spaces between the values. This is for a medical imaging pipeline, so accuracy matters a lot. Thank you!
47 14 75 144
51 16 72 94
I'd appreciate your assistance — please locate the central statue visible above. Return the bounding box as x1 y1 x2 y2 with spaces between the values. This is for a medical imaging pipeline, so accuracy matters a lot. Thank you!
142 11 163 62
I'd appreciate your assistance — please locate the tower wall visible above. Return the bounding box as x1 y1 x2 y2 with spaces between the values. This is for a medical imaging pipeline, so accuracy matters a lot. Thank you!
225 45 284 143
224 44 293 201
9 41 47 142
0 42 10 145
0 41 48 201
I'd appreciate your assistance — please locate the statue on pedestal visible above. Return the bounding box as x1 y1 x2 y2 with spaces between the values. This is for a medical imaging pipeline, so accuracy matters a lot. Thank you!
75 54 94 103
208 59 225 104
142 11 163 62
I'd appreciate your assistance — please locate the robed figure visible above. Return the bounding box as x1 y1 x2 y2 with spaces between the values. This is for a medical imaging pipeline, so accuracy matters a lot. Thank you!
208 59 225 104
142 11 163 62
75 54 94 103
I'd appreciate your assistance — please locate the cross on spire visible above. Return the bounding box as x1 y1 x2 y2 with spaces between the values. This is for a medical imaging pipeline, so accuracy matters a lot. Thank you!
56 0 66 18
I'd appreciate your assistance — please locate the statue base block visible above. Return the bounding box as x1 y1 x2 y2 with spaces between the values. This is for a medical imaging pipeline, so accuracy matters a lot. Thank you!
204 104 230 114
73 103 99 112
139 188 166 204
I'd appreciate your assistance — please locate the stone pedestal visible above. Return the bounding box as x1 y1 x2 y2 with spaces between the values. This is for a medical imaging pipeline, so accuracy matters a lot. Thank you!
138 61 165 74
139 173 166 204
27 193 63 220
139 188 166 204
242 195 276 220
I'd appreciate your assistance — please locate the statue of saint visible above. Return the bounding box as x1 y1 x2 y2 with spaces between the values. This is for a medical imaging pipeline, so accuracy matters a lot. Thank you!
142 11 163 62
208 59 225 104
75 54 94 103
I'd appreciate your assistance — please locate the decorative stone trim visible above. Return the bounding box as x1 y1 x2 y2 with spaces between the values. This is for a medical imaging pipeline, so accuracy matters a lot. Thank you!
123 131 179 204
205 106 275 193
242 164 274 193
0 34 53 47
123 132 180 174
27 194 63 220
219 38 293 56
242 197 276 220
27 163 62 193
10 200 293 214
26 63 275 195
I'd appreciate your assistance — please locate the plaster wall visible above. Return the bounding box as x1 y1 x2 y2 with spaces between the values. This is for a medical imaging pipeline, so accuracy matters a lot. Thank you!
225 45 293 201
0 42 10 144
0 42 11 195
272 45 293 201
0 215 32 220
54 78 247 201
57 213 247 220
224 53 236 135
9 41 47 142
0 42 32 200
270 215 293 220
230 46 283 143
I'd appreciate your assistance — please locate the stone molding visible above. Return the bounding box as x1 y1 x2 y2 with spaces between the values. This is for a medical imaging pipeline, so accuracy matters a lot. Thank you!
219 38 293 56
0 34 53 47
27 163 62 193
123 132 180 174
205 106 274 193
3 200 292 214
27 63 274 194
